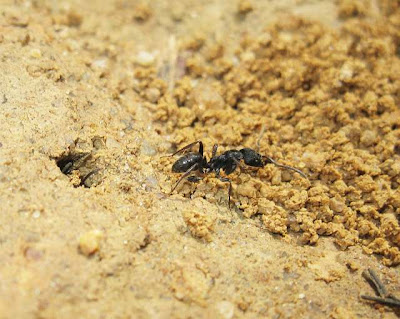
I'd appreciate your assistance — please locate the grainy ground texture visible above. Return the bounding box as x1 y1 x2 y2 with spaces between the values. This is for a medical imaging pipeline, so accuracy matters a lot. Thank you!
0 0 400 318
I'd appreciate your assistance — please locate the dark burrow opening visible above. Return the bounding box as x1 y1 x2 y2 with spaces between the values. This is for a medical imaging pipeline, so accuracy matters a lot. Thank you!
55 151 100 188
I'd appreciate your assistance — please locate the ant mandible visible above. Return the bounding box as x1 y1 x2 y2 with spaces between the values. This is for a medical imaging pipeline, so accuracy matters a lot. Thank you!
164 141 307 208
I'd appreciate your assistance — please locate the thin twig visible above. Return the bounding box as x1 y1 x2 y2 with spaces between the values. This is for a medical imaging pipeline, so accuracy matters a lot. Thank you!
361 268 400 309
168 35 177 93
361 295 400 308
255 124 266 152
362 269 388 297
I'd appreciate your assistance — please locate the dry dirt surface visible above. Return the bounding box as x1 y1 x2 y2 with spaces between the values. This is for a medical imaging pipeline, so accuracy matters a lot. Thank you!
1 0 400 318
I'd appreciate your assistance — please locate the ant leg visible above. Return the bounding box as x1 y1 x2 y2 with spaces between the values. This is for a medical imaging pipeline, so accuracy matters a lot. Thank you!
170 163 198 194
59 153 91 174
262 156 308 179
61 162 73 174
217 176 232 209
212 144 218 158
162 141 203 158
231 157 246 176
80 168 100 187
187 176 203 183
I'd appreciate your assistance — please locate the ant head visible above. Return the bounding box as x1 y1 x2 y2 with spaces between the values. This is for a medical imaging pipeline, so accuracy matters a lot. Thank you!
240 148 264 167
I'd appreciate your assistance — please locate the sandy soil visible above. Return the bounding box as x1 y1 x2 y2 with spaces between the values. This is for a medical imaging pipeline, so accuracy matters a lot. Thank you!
0 0 399 318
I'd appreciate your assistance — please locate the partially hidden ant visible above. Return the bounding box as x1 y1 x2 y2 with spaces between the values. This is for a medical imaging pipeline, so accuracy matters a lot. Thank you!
164 141 307 208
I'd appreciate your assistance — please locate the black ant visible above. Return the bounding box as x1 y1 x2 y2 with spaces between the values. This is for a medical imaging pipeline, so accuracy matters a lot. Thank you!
164 141 307 208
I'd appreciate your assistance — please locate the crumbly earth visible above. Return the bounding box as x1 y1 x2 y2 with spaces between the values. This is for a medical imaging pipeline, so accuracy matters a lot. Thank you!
0 0 399 318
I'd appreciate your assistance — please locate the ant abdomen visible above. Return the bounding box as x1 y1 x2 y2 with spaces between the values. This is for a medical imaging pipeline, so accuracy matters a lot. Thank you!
172 153 204 173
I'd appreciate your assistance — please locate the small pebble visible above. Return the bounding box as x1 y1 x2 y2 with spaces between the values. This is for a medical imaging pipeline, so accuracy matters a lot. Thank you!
145 87 161 103
171 4 185 21
238 0 253 15
30 48 42 58
92 136 106 149
258 32 272 45
240 51 255 62
106 137 120 149
91 59 107 70
140 139 156 156
32 210 41 219
79 229 103 256
339 64 353 81
329 198 345 213
133 3 152 22
144 175 158 190
216 301 234 319
360 130 376 147
299 293 306 299
136 51 155 66
346 261 360 272
24 247 43 261
66 11 83 27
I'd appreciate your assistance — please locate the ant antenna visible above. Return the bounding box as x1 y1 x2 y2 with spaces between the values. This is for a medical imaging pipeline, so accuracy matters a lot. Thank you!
262 155 308 179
